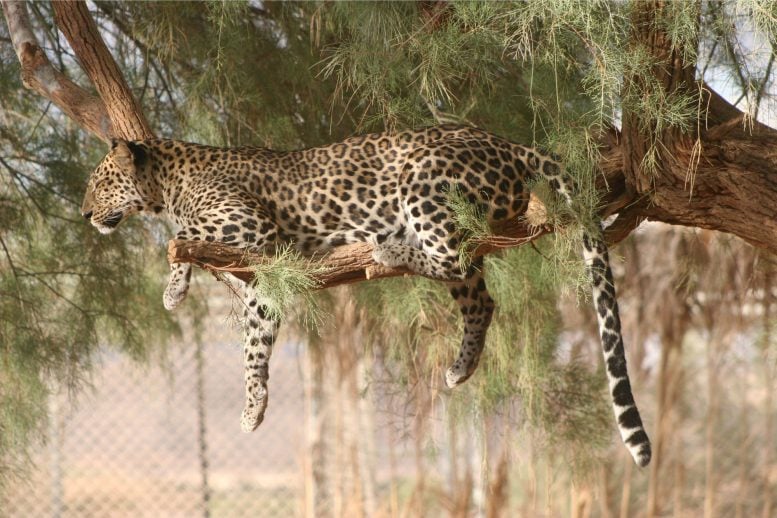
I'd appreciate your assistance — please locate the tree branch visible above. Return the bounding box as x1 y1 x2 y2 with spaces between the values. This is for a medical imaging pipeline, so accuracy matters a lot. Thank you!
614 1 777 254
1 0 154 141
1 0 114 141
51 0 153 140
166 191 646 289
168 231 554 289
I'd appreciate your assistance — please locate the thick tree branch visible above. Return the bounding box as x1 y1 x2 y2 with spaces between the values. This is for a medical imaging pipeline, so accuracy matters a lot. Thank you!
614 1 777 254
51 0 153 140
1 0 114 140
168 231 554 288
167 191 642 289
2 0 153 141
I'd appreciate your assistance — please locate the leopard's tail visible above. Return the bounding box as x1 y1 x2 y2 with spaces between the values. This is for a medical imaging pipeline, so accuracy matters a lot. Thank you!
533 150 651 467
581 234 651 467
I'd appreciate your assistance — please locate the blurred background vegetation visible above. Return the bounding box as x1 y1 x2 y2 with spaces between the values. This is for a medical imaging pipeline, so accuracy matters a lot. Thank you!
1 1 776 516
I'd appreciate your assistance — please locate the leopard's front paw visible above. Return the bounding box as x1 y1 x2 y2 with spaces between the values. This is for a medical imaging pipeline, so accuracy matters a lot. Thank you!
163 278 189 311
445 362 472 388
444 358 477 389
240 384 269 433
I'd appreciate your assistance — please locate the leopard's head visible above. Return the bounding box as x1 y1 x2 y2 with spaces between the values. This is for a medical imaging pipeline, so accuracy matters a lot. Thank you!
81 139 153 234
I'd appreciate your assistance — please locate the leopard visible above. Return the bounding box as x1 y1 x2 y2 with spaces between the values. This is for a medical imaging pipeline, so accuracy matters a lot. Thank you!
81 124 651 467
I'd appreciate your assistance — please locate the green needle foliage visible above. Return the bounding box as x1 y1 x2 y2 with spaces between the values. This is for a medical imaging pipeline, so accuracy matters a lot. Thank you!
248 245 329 332
0 4 181 483
0 112 179 483
443 185 491 271
353 240 611 468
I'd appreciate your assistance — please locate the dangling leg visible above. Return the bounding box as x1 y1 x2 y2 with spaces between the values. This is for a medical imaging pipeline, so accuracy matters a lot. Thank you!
444 258 495 388
369 177 496 386
375 244 494 387
240 283 281 433
163 263 192 310
372 224 494 387
164 230 193 310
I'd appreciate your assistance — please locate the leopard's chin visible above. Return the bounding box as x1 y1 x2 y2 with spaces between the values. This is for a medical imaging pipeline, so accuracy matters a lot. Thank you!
93 211 123 234
96 225 116 235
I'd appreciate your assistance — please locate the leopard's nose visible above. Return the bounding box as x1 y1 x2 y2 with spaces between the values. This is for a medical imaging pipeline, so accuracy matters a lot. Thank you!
82 210 93 221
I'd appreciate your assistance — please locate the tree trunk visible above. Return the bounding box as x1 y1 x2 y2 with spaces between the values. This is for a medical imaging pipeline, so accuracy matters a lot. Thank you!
618 455 633 518
616 1 777 253
303 341 331 518
646 234 691 518
760 263 775 518
703 333 721 518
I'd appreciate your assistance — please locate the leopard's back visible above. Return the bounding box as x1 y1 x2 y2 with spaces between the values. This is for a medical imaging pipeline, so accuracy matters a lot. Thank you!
260 125 498 252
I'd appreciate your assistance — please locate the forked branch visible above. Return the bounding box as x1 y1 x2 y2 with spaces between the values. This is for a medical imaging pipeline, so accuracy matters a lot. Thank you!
1 0 152 141
1 0 115 140
51 0 154 139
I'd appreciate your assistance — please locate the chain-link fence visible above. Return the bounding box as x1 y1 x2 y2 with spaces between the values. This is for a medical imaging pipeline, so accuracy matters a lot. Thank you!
1 295 466 518
3 324 307 517
5 230 777 518
0 285 609 518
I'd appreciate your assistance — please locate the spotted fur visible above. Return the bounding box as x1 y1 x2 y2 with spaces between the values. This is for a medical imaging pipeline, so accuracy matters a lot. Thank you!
81 125 650 465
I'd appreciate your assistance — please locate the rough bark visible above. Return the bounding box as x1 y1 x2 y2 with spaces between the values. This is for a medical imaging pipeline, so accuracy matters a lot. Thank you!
613 87 777 254
168 239 420 288
617 1 777 253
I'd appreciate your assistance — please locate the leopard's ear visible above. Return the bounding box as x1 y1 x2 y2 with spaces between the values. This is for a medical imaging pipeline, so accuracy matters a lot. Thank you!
111 139 146 170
